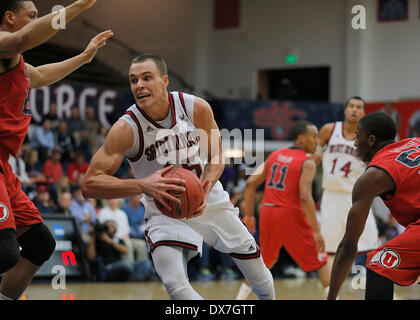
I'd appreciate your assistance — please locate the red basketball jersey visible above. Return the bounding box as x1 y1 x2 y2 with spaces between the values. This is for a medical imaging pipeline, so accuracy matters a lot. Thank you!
368 138 420 227
0 55 31 157
261 147 309 209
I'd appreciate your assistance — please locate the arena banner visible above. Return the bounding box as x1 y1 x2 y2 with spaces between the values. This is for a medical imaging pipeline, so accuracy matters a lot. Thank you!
366 101 420 140
211 99 344 140
29 80 134 129
30 81 349 140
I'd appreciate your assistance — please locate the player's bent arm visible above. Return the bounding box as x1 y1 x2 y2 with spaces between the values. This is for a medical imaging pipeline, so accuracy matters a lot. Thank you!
299 159 319 232
82 120 141 199
82 121 186 205
193 97 224 188
0 1 94 59
318 123 335 148
327 167 395 299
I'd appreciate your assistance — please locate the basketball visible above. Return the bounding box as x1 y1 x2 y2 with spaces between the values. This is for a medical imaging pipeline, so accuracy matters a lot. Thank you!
154 167 204 219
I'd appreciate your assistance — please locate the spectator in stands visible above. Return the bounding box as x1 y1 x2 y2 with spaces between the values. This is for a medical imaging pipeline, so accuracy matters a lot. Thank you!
88 198 101 215
33 184 57 215
69 185 97 243
84 106 101 157
29 118 55 162
25 149 47 185
66 106 91 156
99 199 151 270
86 220 132 282
121 195 145 240
66 106 87 136
94 125 108 151
408 110 420 138
43 148 64 185
98 199 131 245
56 191 72 216
44 103 60 130
67 152 89 187
8 149 33 193
56 176 71 203
56 120 77 167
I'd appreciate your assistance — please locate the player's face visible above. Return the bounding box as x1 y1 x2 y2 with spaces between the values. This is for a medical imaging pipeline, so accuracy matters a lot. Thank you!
344 99 365 124
354 124 372 163
10 1 38 32
303 125 319 154
129 60 169 110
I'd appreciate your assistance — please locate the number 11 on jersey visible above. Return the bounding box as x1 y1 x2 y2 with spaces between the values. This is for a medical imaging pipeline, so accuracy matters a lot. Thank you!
267 163 288 190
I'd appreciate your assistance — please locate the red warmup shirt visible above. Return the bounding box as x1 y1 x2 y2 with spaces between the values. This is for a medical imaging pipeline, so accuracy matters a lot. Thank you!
261 147 309 210
368 138 420 227
67 162 89 184
43 160 64 184
0 56 31 157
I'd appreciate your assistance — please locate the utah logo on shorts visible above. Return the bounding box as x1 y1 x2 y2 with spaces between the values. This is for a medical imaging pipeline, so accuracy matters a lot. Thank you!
0 203 9 222
369 249 400 269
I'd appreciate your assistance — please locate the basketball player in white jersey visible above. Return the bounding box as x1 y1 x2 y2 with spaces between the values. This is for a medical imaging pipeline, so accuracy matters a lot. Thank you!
82 54 274 300
318 97 379 266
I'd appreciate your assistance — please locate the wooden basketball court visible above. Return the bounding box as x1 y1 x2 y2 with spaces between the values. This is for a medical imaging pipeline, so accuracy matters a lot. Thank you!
22 278 419 300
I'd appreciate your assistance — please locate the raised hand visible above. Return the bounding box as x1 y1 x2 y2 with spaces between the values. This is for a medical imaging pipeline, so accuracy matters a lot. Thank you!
82 30 113 63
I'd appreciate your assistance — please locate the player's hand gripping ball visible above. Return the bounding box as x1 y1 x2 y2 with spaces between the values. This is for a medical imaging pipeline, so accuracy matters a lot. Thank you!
154 168 204 219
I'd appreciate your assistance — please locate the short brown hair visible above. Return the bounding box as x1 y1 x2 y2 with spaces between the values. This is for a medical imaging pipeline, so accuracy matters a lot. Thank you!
131 54 168 76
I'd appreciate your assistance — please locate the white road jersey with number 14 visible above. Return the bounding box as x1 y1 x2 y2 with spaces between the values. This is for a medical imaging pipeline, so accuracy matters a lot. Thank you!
322 121 366 194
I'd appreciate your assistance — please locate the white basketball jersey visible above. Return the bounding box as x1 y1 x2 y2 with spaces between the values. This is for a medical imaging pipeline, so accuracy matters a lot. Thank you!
119 91 214 218
322 122 366 193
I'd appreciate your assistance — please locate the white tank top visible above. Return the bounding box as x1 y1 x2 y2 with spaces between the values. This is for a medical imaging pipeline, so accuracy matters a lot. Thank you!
322 122 366 193
120 91 227 218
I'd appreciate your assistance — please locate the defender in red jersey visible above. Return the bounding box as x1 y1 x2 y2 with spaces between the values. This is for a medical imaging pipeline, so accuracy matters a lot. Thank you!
235 121 331 300
328 112 420 300
0 0 112 300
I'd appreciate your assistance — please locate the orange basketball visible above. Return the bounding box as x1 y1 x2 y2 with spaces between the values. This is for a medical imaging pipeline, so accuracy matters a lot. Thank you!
154 168 204 219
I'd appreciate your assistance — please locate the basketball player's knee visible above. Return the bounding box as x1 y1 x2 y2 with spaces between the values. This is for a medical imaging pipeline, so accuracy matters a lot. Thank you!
0 228 20 274
245 261 275 300
163 277 190 297
18 223 56 266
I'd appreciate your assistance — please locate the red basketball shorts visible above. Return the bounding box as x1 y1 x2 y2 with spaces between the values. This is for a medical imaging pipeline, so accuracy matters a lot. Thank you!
366 218 420 286
0 151 43 231
259 205 328 272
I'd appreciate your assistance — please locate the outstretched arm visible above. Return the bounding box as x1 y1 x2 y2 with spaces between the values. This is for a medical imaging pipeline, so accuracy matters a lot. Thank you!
82 120 186 211
26 30 113 88
0 0 97 59
327 167 395 299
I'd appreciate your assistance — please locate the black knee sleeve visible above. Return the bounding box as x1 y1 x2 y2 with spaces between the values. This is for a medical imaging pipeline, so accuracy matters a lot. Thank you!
365 267 394 300
18 223 56 266
0 228 20 274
